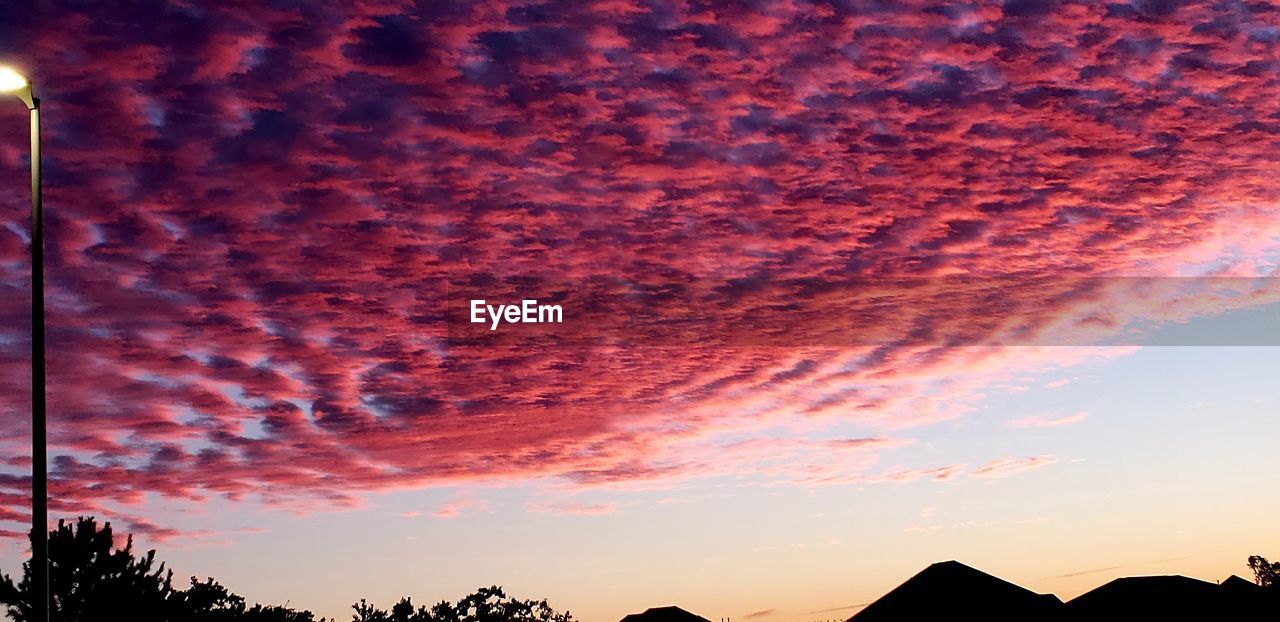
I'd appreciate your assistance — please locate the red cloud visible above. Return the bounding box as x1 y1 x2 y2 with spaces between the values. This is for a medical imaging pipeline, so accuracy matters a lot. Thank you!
0 0 1277 540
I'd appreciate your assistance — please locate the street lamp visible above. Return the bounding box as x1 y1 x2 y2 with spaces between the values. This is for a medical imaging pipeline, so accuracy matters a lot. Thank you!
0 64 46 622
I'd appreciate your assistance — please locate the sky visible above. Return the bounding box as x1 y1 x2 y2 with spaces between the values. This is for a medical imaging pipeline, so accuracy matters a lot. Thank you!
0 0 1278 620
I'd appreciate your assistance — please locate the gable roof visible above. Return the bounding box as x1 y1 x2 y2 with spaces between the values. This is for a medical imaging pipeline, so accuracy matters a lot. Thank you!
1065 575 1222 618
848 561 1062 622
1220 575 1263 593
620 606 713 622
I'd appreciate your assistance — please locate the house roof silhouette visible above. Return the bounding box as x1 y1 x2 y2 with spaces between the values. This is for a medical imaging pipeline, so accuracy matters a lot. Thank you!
1065 575 1225 619
847 561 1278 621
847 560 1063 622
620 606 713 622
1220 574 1263 594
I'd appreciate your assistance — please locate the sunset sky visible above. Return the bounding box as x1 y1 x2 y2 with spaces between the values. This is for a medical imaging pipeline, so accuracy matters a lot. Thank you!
1 1 1279 620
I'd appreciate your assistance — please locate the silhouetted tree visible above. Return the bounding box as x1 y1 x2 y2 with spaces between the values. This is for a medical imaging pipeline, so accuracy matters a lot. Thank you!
0 517 174 621
352 598 392 622
244 603 322 622
0 517 322 621
1249 555 1280 589
3 519 574 622
391 598 420 622
180 576 248 619
351 587 574 622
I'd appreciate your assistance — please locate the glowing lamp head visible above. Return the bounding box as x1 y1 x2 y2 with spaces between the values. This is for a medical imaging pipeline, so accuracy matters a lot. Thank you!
0 67 28 92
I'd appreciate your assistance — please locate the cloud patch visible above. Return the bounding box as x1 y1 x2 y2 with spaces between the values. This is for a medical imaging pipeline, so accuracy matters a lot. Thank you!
971 456 1059 479
1010 411 1090 428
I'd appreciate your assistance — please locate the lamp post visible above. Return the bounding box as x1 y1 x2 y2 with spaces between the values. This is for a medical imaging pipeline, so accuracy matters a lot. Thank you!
0 65 46 622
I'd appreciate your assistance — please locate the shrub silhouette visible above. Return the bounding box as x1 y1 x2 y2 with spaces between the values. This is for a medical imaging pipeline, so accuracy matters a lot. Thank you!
177 576 318 621
350 586 575 622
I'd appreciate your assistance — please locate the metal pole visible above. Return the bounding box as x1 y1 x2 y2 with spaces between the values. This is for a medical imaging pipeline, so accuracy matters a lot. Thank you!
29 97 47 622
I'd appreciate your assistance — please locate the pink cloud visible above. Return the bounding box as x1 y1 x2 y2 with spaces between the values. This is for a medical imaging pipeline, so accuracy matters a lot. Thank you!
1010 412 1090 428
876 465 967 484
971 457 1059 479
525 501 617 516
433 495 489 520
